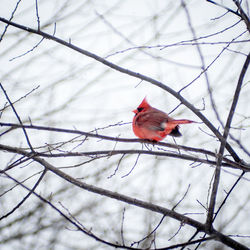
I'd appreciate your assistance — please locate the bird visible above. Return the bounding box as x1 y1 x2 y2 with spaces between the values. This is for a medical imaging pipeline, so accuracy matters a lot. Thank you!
132 97 194 142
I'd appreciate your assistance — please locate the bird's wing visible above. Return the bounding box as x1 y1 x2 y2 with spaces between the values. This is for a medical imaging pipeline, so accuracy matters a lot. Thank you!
134 109 171 131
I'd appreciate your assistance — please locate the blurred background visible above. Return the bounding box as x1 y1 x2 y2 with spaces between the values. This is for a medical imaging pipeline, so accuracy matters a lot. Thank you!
0 0 249 249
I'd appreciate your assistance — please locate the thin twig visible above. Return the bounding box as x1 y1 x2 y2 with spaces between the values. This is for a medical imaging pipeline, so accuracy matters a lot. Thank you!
35 0 40 30
9 38 44 61
172 184 191 211
108 154 126 179
206 0 241 17
155 236 216 250
121 153 140 178
0 85 40 112
121 208 126 246
213 171 245 222
131 215 166 247
0 0 22 42
0 170 46 221
181 0 222 126
0 83 34 152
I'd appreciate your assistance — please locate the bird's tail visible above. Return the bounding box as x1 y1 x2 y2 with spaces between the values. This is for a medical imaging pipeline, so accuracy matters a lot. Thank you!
163 119 195 137
170 119 194 125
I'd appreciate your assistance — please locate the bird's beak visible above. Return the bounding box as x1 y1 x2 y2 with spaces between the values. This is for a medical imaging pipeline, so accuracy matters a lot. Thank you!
133 109 137 114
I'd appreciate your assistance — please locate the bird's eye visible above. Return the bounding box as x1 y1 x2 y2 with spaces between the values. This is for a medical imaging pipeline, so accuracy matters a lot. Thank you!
137 107 144 112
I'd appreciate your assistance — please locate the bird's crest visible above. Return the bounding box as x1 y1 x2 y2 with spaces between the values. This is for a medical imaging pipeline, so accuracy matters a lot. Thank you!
138 97 150 109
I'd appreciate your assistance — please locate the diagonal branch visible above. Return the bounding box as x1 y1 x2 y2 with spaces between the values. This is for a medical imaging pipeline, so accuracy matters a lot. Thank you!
207 0 250 32
182 0 223 127
157 236 216 250
206 52 250 230
0 169 47 221
213 171 245 222
0 83 34 152
206 0 241 17
0 0 22 42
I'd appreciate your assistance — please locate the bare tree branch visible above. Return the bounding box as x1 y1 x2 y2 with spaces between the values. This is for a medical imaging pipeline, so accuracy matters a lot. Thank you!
0 144 248 249
233 0 250 32
206 52 250 230
0 122 249 171
206 0 242 17
0 3 249 248
2 173 141 250
0 17 242 163
0 83 34 152
0 170 47 221
0 0 22 42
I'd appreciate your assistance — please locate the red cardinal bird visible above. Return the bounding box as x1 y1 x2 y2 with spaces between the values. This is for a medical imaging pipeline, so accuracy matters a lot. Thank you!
132 97 194 142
